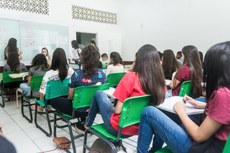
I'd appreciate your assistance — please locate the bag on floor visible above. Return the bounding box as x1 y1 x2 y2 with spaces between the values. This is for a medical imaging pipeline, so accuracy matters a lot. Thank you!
53 137 71 150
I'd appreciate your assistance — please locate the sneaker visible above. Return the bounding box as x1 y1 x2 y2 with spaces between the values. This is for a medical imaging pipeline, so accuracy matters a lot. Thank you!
74 122 86 134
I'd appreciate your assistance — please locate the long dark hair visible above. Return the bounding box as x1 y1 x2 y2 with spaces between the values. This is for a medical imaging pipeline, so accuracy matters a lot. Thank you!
133 44 165 105
7 52 20 73
110 52 123 65
182 45 202 98
50 48 68 81
81 45 100 78
162 49 179 79
204 41 230 101
4 38 17 60
31 54 49 71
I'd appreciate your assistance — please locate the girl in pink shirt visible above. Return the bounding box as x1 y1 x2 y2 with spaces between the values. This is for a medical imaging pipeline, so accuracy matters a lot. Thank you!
138 41 230 153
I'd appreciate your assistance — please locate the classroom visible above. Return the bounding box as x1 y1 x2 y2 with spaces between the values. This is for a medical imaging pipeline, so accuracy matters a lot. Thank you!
0 0 230 153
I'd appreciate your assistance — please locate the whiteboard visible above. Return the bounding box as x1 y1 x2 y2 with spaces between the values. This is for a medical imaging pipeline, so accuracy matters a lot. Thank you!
20 21 69 62
0 18 69 65
0 18 20 65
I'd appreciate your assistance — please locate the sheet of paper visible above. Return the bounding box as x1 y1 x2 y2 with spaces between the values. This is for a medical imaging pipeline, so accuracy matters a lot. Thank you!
157 96 204 115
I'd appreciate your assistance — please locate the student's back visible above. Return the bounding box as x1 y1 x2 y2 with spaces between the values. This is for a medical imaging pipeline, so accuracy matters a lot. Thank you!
3 52 27 73
162 49 179 80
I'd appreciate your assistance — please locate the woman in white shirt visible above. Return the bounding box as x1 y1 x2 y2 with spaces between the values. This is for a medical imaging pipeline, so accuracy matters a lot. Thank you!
37 48 74 112
106 52 124 76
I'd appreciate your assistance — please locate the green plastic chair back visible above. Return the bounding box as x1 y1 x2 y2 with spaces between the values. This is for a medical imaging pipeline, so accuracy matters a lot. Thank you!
30 75 44 91
2 71 24 84
73 83 110 110
223 134 230 153
155 146 172 153
106 72 126 87
91 94 151 141
45 78 69 100
119 94 151 128
178 80 192 97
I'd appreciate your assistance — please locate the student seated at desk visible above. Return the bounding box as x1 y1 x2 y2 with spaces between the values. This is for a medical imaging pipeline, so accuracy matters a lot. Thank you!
20 54 49 95
50 45 106 133
84 44 165 137
167 45 202 98
162 49 179 80
38 48 74 112
106 52 124 76
101 53 109 69
2 52 27 88
137 41 230 153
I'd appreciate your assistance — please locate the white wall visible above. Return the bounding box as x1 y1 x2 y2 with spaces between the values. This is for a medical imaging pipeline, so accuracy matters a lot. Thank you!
0 0 121 65
119 0 230 60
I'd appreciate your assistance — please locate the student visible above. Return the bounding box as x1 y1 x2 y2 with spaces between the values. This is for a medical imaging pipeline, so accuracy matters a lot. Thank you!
106 52 124 76
4 37 22 60
3 52 27 73
85 44 165 137
50 45 106 133
0 124 17 153
1 52 27 92
41 47 51 67
71 40 81 67
162 49 179 80
39 48 74 112
137 41 230 153
176 51 183 66
20 54 49 95
169 45 202 98
101 53 109 69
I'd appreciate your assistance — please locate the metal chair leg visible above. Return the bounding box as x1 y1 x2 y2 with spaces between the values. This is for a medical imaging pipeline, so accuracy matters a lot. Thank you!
21 95 33 123
34 104 52 137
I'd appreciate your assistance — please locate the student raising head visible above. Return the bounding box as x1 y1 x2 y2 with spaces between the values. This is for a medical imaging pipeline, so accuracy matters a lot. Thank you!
137 41 230 153
169 45 202 98
84 44 165 137
49 45 106 132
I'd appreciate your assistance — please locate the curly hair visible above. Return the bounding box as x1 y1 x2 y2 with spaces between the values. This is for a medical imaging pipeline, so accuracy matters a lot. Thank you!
81 45 100 78
31 54 49 71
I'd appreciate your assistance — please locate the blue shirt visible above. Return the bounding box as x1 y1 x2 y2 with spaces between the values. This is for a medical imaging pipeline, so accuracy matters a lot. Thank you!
69 69 106 88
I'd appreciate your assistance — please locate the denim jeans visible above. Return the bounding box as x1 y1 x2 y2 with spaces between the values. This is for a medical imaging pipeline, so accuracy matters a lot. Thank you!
20 83 30 95
137 106 193 153
86 91 117 135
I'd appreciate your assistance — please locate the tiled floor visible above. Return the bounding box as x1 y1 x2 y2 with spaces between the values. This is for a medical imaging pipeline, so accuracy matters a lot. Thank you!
0 99 138 153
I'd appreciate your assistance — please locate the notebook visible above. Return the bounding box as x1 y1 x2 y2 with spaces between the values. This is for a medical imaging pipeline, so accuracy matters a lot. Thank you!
157 96 205 115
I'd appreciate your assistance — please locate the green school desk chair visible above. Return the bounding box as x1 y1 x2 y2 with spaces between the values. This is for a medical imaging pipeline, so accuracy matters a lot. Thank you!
34 78 69 137
53 83 110 153
155 146 172 153
83 95 151 153
106 72 126 87
223 134 230 153
178 80 192 97
0 71 24 107
21 75 43 123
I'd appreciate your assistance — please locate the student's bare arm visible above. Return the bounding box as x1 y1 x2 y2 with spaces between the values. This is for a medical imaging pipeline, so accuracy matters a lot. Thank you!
174 101 222 143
